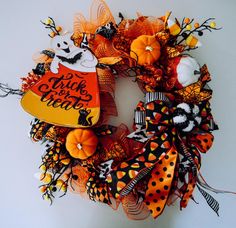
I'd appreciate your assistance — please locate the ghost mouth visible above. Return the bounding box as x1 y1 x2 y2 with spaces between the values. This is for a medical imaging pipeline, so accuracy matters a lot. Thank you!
57 52 83 64
63 47 70 53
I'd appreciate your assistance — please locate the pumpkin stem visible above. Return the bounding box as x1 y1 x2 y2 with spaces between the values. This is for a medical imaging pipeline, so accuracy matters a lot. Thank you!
77 143 83 150
145 46 153 51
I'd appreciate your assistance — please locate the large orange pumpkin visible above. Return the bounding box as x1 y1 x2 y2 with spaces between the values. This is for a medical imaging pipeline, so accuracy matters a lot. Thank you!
66 129 98 160
130 35 161 66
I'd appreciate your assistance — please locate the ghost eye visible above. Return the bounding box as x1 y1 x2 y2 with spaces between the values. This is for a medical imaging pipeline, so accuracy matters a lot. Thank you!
63 41 68 45
57 43 61 48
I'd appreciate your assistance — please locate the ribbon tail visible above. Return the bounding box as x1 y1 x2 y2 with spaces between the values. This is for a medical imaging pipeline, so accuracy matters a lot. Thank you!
178 137 198 175
180 170 197 208
107 131 174 198
144 147 178 218
197 172 236 195
197 185 220 216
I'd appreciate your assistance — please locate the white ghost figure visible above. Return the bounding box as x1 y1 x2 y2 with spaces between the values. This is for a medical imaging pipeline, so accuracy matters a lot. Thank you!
176 56 201 87
50 33 98 73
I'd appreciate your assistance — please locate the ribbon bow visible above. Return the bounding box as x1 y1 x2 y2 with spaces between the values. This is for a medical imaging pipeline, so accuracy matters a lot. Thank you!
107 92 217 218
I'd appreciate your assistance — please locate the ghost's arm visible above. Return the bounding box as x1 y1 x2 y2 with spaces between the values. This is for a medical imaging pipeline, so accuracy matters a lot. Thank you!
50 58 60 74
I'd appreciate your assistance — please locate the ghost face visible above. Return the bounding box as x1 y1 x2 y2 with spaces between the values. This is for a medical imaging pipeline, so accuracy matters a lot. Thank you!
51 33 80 57
50 33 98 73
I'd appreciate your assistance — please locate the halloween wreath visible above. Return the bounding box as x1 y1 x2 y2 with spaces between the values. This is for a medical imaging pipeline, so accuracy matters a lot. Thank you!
0 0 232 220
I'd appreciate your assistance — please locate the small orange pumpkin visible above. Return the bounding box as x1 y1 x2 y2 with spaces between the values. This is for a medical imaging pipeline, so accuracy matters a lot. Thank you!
66 129 98 160
130 35 161 66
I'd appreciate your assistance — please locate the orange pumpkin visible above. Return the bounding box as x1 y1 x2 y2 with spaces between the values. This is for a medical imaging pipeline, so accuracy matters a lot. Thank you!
130 35 161 66
66 129 98 160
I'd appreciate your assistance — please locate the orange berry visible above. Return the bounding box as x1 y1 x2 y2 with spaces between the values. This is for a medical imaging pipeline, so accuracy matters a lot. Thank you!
50 31 56 38
53 154 59 161
40 186 47 193
56 26 62 32
184 18 190 24
49 163 55 168
194 23 200 28
64 174 70 179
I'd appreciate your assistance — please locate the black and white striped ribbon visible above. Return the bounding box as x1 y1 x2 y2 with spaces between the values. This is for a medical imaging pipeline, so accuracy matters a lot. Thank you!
145 92 169 104
209 119 219 131
134 111 146 125
120 166 153 197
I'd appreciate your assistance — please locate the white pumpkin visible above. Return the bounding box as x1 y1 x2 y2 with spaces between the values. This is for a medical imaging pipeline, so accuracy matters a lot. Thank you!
176 56 200 87
168 56 201 88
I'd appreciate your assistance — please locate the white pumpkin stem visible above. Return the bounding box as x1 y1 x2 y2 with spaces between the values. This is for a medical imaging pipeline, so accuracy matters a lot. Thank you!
77 143 83 150
145 46 153 51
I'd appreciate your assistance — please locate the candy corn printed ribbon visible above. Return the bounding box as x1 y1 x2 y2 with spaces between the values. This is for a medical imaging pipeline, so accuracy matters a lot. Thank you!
107 92 216 218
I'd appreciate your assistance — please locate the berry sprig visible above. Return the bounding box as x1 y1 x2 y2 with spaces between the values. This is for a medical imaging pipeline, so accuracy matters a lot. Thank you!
37 143 75 203
177 17 221 45
39 169 68 204
41 17 62 38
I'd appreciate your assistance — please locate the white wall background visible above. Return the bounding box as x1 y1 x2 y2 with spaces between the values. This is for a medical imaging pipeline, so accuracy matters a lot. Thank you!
0 0 236 227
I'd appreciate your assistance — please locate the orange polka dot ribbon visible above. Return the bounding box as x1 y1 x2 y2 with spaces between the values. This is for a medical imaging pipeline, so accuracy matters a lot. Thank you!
144 147 178 218
106 92 218 218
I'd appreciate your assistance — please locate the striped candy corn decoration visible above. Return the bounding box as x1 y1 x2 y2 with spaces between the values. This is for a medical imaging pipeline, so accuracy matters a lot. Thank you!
186 35 202 48
167 19 181 36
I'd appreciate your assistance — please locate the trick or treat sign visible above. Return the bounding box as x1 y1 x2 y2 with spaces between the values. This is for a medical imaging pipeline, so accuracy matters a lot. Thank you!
21 33 100 128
